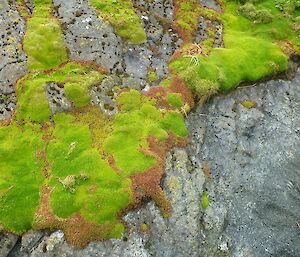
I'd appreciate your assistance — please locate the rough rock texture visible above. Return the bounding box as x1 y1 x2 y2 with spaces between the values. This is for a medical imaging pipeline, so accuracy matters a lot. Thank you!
46 82 71 114
8 67 300 257
199 0 222 13
53 0 124 73
0 228 19 257
52 0 182 90
0 3 27 120
89 75 122 115
185 68 300 257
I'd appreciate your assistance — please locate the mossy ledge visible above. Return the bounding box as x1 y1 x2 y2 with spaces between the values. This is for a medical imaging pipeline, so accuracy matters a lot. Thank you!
0 0 299 247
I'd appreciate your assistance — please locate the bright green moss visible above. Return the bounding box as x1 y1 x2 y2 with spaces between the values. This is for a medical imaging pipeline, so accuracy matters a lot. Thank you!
0 123 45 233
1 94 8 102
104 90 188 176
107 223 125 238
15 75 51 123
167 93 183 108
160 79 172 87
64 82 91 107
1 0 191 245
170 0 298 93
175 0 201 41
149 126 169 141
201 191 210 208
90 0 146 44
171 36 287 89
104 91 160 176
48 113 131 224
117 89 143 111
241 100 256 109
23 7 68 71
181 68 219 97
140 223 148 231
73 106 114 157
162 111 187 138
15 62 105 122
148 70 159 82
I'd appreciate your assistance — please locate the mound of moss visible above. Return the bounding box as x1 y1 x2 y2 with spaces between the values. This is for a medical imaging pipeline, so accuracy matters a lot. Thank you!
0 123 45 233
47 113 131 228
15 62 106 122
171 0 299 95
23 0 68 71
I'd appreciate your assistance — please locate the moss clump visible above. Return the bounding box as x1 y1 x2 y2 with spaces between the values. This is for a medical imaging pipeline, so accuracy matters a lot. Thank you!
47 113 131 225
175 0 202 42
23 1 68 71
170 0 298 94
171 34 288 92
0 123 45 233
161 111 187 138
104 90 187 176
140 223 149 232
181 67 219 97
167 93 183 108
0 0 201 245
241 100 257 109
201 191 210 208
160 79 172 87
90 0 146 44
1 94 8 102
275 0 300 13
72 106 114 158
104 91 159 176
238 3 274 24
64 82 91 108
148 70 159 82
15 62 105 122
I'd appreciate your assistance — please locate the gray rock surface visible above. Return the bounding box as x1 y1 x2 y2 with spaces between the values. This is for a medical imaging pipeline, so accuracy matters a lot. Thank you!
53 0 182 89
8 67 300 257
186 68 300 257
0 3 27 120
199 0 222 13
89 75 122 115
46 82 72 114
53 0 124 73
0 228 19 257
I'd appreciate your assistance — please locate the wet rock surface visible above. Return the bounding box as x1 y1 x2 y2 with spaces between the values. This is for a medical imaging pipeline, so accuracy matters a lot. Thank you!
7 68 300 257
0 4 27 120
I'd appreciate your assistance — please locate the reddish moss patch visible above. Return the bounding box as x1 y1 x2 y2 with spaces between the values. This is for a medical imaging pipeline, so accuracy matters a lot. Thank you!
123 133 188 217
33 185 119 248
173 0 202 44
145 76 194 112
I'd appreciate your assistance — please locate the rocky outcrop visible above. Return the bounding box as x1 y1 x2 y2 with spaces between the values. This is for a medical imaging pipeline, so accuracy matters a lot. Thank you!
1 0 299 256
6 67 300 257
0 4 27 120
